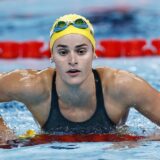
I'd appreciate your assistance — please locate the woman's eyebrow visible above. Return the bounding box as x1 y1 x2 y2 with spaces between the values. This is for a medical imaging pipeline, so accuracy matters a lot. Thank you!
75 44 88 48
56 44 68 48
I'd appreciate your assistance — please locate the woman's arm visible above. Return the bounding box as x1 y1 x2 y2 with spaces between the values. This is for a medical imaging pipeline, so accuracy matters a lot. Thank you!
115 70 160 126
0 117 16 144
0 69 48 142
0 69 47 104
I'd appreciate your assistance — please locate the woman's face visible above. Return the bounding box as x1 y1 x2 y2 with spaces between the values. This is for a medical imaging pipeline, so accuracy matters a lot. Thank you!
52 34 94 86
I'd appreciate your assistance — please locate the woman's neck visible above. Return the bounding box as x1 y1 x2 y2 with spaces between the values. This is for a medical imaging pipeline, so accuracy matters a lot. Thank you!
56 71 95 108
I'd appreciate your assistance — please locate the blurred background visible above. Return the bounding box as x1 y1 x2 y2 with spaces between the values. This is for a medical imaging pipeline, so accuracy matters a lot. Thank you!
1 0 160 60
0 0 160 41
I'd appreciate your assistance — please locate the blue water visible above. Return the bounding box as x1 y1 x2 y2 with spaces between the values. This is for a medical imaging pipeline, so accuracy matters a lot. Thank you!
0 0 160 159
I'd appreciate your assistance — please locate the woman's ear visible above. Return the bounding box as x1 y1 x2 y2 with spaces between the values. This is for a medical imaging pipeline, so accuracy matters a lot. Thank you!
92 47 97 59
50 58 54 63
93 52 97 59
50 54 54 63
93 53 97 59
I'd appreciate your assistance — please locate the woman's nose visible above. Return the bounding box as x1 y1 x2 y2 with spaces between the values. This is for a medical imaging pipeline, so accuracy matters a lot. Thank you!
68 52 78 66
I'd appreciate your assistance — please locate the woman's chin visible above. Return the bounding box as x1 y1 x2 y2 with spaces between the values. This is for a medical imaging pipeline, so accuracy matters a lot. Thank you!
64 77 84 86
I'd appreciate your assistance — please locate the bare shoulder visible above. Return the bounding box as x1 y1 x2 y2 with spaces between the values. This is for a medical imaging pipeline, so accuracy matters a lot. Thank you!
95 67 145 100
96 66 156 106
1 67 54 88
0 67 55 104
1 67 54 78
96 67 142 88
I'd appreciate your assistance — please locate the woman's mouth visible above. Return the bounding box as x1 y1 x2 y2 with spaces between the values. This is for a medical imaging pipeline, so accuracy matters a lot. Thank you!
66 69 81 77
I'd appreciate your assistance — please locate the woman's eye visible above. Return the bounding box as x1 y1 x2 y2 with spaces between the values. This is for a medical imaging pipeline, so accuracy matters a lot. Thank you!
77 49 87 55
58 50 68 56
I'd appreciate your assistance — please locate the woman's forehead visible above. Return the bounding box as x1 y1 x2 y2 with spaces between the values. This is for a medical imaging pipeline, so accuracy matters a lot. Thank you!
53 34 92 48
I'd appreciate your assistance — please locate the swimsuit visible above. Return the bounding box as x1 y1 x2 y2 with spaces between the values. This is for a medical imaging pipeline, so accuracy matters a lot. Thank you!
42 69 116 134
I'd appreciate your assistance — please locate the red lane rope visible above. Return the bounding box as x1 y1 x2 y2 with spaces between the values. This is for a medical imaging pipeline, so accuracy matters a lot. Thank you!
0 41 51 59
30 133 144 143
0 39 160 59
0 133 145 149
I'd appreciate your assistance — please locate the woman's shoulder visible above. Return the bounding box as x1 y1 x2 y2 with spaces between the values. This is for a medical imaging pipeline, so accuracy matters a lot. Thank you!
95 67 137 92
95 67 136 81
1 67 55 77
95 67 118 81
1 67 56 89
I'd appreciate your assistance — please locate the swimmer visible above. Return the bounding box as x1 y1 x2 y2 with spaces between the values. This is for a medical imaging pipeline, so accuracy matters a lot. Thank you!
0 14 160 142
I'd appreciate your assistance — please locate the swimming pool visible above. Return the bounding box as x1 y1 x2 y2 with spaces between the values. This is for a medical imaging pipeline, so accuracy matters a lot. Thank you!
0 0 160 159
0 57 160 159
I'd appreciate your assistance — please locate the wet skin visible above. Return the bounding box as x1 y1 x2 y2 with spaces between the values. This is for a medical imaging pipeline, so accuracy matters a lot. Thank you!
0 34 160 142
